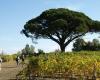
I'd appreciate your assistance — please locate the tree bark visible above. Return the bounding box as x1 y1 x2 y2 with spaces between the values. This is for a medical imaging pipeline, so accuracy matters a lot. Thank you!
59 43 66 52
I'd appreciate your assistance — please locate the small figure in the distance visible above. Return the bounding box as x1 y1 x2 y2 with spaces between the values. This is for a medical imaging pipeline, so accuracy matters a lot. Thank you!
21 55 25 67
16 56 20 66
0 57 2 71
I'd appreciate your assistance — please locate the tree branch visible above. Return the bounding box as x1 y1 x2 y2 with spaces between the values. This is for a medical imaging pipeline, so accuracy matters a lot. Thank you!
56 32 61 39
64 33 85 47
48 34 60 44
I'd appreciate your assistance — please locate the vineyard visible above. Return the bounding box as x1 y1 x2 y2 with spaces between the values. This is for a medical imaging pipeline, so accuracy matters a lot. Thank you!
18 51 100 80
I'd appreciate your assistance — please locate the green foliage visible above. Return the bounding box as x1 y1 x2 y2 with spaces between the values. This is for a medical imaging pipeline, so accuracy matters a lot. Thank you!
19 51 100 79
38 49 45 55
22 8 100 52
73 38 86 51
0 53 19 62
73 38 100 51
21 44 35 56
1 55 13 62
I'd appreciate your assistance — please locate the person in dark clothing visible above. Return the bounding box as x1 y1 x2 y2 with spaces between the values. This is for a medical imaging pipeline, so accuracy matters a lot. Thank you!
16 56 20 65
22 56 24 62
21 55 25 67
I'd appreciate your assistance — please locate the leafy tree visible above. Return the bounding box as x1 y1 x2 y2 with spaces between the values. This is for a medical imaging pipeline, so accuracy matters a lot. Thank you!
38 49 45 54
25 44 30 55
72 38 86 51
22 48 26 56
86 41 93 50
21 8 100 52
88 39 100 51
29 45 35 55
93 39 99 50
73 38 100 51
21 44 35 56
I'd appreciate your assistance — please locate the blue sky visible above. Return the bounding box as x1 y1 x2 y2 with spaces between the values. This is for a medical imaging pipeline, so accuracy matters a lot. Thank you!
0 0 100 54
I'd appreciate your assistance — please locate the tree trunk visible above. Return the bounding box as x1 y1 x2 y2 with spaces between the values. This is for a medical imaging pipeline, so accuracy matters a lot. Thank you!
59 44 66 52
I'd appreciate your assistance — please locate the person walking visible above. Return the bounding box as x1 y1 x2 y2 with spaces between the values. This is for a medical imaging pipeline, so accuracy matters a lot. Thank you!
16 56 20 66
21 55 25 67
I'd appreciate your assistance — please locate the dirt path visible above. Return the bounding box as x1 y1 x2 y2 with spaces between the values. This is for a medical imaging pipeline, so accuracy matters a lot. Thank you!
0 61 23 80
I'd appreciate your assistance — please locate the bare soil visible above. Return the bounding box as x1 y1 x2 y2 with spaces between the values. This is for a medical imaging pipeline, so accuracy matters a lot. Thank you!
0 61 23 80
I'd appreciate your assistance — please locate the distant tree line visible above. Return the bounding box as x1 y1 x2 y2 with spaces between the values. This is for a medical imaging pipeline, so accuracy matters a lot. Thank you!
72 38 100 51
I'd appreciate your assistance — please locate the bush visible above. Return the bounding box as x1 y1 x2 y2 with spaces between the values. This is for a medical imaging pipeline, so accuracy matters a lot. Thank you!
19 51 100 79
0 54 18 62
1 55 13 62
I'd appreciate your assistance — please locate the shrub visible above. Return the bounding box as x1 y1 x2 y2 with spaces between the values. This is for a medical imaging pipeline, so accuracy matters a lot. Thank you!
19 51 100 79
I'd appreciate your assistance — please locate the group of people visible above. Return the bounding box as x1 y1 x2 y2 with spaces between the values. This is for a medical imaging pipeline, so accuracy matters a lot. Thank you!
0 55 25 71
15 55 25 66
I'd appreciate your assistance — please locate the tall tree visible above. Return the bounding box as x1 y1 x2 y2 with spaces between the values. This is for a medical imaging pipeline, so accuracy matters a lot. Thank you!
21 8 100 52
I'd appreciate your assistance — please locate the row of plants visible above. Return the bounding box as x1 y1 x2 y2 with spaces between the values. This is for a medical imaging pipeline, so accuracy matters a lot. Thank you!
0 54 17 62
18 51 100 79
